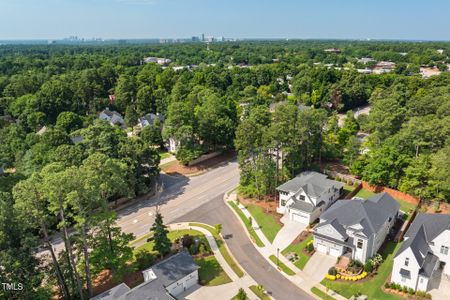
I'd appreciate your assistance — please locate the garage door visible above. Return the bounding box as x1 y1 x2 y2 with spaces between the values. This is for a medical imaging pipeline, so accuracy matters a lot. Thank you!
317 244 328 254
291 213 308 224
169 283 184 296
329 248 342 257
184 275 197 290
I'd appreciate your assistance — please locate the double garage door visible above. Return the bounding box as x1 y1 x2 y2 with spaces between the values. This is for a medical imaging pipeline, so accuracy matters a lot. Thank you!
291 212 309 224
316 243 342 257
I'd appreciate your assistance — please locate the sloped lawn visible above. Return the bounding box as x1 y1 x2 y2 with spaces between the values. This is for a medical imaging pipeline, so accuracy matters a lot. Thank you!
281 235 313 270
246 204 282 243
321 242 403 300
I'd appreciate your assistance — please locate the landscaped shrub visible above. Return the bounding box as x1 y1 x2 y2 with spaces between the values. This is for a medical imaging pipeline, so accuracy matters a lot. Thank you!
325 274 336 280
408 288 415 295
364 261 374 273
135 249 155 270
328 267 337 276
189 244 199 255
199 243 208 255
306 242 314 253
384 282 391 289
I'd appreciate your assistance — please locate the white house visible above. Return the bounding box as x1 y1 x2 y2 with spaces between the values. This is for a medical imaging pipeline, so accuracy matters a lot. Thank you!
313 193 399 262
99 108 125 126
391 214 450 292
90 251 199 300
276 171 344 224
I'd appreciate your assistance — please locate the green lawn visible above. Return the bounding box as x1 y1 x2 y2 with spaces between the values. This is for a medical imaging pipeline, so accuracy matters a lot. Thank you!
158 151 171 160
249 285 271 300
354 188 376 199
343 184 356 195
228 201 265 247
311 287 337 300
196 255 232 286
246 204 282 243
189 222 245 278
281 235 313 270
321 242 403 300
133 229 205 255
269 255 296 276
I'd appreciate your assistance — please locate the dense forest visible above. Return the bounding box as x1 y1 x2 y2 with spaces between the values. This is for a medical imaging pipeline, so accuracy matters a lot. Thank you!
0 40 449 299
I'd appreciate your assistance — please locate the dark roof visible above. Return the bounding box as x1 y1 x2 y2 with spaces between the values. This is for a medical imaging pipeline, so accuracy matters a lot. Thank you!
100 108 122 119
146 251 199 287
396 213 450 261
91 252 197 300
290 199 315 213
276 171 344 198
319 192 399 237
400 268 411 278
139 113 164 126
419 252 439 278
122 280 172 300
90 283 130 300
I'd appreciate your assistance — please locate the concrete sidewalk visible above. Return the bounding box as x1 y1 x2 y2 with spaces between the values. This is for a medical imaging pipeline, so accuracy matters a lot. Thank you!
227 192 348 300
170 222 267 300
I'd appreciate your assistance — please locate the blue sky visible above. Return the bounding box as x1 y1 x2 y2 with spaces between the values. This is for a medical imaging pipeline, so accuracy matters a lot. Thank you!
1 0 449 40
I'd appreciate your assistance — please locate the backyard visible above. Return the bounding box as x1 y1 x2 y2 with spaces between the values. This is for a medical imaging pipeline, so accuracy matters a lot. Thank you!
281 234 313 270
354 188 417 214
321 241 403 300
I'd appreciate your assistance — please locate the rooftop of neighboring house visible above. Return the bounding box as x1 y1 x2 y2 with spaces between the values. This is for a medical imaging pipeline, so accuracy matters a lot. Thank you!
316 192 400 237
395 213 450 269
138 113 164 125
276 171 344 198
90 252 198 300
100 107 123 119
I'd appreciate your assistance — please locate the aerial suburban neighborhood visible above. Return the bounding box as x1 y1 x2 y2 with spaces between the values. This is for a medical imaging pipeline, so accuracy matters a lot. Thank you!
1 2 450 300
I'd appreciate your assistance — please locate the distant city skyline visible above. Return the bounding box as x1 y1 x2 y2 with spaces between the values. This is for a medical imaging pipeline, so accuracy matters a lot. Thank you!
1 0 450 41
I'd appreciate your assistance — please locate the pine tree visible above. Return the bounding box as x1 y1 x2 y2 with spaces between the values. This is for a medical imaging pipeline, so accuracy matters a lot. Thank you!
151 213 171 257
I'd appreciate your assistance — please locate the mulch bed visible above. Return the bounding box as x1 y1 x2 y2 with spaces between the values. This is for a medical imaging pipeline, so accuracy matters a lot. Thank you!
422 202 450 214
161 151 236 176
91 267 144 298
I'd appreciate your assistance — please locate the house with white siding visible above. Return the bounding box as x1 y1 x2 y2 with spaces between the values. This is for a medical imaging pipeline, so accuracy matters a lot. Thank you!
90 252 199 300
391 214 450 292
276 171 344 224
313 193 399 262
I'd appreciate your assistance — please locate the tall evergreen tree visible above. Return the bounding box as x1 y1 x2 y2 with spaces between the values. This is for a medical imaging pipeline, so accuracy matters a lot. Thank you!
151 212 171 258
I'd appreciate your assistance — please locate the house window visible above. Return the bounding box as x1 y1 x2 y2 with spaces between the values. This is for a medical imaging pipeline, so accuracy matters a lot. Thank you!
440 246 449 255
404 258 409 266
401 276 406 283
357 239 363 249
281 200 286 206
300 195 305 201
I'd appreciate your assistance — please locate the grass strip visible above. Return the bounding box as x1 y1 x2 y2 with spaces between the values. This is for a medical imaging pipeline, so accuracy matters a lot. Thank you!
268 255 295 276
228 201 264 247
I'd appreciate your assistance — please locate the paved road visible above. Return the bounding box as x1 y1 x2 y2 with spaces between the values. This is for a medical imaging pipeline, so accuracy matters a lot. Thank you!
173 195 314 300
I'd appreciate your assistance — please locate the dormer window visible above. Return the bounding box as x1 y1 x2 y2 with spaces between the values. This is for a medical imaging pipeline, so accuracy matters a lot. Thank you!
404 258 409 266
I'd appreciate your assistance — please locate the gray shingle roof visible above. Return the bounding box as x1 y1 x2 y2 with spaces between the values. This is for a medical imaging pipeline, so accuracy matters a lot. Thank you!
395 213 450 262
290 199 315 213
419 252 439 278
276 171 344 198
91 252 198 300
138 113 164 126
90 283 130 300
319 192 399 236
148 251 199 287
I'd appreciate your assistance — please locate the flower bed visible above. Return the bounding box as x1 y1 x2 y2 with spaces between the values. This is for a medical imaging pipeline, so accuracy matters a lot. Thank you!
325 272 368 281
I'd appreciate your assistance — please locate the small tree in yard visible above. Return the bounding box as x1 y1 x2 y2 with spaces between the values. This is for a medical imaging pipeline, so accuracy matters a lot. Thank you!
151 213 171 258
236 288 247 300
214 223 222 234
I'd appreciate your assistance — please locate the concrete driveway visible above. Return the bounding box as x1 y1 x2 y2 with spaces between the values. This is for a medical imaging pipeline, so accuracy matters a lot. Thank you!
272 215 307 250
302 252 336 283
429 270 450 300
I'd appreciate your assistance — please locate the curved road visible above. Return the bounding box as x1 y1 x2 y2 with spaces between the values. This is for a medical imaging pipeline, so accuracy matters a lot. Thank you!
174 194 314 300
